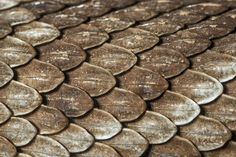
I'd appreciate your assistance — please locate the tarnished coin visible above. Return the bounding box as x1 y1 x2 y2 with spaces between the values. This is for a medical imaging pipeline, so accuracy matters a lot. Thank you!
75 142 121 157
67 63 116 97
148 136 201 157
125 111 177 144
21 135 70 157
25 105 68 135
17 153 32 157
0 0 19 11
96 87 146 122
224 79 236 97
150 90 200 126
15 59 65 93
0 61 13 87
88 43 137 75
63 24 109 50
0 102 11 124
73 108 122 140
0 80 42 116
138 46 189 78
0 136 17 157
0 36 36 68
38 39 86 71
170 69 223 105
180 115 232 151
45 83 94 118
102 128 149 157
50 123 94 153
0 20 12 39
14 21 60 46
0 7 36 26
191 51 236 83
118 66 168 100
110 28 159 54
0 117 37 147
203 94 236 131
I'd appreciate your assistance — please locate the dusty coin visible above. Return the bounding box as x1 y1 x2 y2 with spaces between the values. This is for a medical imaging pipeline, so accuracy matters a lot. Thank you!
96 87 146 122
0 20 12 39
14 21 60 46
170 69 223 105
0 136 17 157
102 128 149 157
0 36 36 68
50 123 94 153
180 115 232 151
45 83 94 118
0 61 13 88
0 80 42 116
63 24 109 50
150 90 200 126
0 117 37 147
0 102 11 124
37 39 86 71
24 105 68 135
73 108 122 140
117 66 168 100
0 0 19 11
88 43 137 75
148 136 201 157
138 46 189 78
15 59 65 93
21 135 70 157
224 79 236 98
67 62 116 97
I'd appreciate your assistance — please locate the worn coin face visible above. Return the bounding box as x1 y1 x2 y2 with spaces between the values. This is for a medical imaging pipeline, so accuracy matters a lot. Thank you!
67 63 116 97
0 80 42 116
14 21 60 46
0 117 37 147
0 61 13 87
73 108 122 140
110 28 159 54
50 123 94 153
170 69 223 105
88 43 137 75
21 135 70 157
0 102 11 124
180 115 232 151
0 0 19 10
0 20 12 39
148 136 201 157
0 36 36 68
118 66 168 100
38 39 86 71
102 128 149 157
0 136 17 157
96 87 146 122
45 83 94 118
15 59 65 93
224 79 236 98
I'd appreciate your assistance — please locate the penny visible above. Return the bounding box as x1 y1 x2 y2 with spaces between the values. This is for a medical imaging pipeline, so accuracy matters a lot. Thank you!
0 80 42 116
73 108 122 140
150 90 200 126
180 115 232 151
67 62 116 97
75 142 121 157
25 105 68 135
0 20 12 39
21 135 70 157
88 43 137 75
0 102 11 124
96 87 146 122
50 123 94 153
0 61 13 87
15 59 65 93
224 79 236 98
0 0 19 11
17 153 32 157
110 28 159 54
14 21 60 46
170 69 223 105
63 24 109 50
117 66 168 100
148 136 201 157
45 83 94 118
0 117 37 147
125 111 177 144
191 50 236 82
0 36 36 68
38 39 86 71
0 136 17 157
102 128 149 157
138 46 189 78
0 7 36 26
